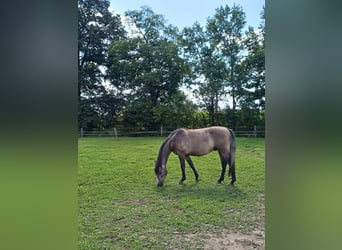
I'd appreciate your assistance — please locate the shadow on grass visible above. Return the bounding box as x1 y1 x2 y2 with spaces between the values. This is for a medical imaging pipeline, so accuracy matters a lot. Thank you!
155 182 247 202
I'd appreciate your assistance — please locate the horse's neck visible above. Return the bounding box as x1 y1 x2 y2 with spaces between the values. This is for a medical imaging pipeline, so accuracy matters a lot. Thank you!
160 140 172 167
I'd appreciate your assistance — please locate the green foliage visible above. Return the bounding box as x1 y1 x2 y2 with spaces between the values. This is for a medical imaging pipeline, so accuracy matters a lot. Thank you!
78 137 264 249
151 91 198 130
78 0 125 96
207 5 246 106
78 0 126 128
180 5 249 127
106 7 190 130
240 21 265 110
78 3 265 131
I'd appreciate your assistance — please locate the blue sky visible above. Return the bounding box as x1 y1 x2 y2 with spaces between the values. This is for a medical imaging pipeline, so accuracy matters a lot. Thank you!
110 0 264 30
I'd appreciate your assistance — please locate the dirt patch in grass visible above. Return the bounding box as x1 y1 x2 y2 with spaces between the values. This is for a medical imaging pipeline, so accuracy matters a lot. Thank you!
181 228 264 250
179 192 265 249
203 229 264 250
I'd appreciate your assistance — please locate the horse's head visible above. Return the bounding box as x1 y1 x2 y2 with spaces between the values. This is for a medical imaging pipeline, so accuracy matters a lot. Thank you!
154 161 167 187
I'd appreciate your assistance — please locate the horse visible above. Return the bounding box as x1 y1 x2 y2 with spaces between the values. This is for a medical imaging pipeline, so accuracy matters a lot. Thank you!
154 126 236 187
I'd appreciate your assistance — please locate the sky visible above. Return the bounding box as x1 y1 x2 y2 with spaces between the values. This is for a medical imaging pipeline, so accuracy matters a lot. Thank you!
110 0 264 30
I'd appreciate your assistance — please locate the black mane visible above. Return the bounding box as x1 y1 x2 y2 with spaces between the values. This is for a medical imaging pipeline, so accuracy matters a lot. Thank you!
154 130 179 174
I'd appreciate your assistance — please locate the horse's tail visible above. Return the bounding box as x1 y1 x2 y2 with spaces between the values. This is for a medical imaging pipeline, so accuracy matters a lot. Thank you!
228 128 236 177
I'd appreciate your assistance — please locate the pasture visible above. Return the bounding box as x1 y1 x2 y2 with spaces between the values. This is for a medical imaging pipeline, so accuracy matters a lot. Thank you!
78 137 265 249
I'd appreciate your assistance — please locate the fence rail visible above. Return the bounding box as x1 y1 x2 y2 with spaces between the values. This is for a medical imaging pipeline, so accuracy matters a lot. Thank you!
78 127 265 138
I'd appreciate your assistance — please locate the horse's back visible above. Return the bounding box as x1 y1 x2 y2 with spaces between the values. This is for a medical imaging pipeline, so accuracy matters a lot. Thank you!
170 126 230 156
206 126 231 147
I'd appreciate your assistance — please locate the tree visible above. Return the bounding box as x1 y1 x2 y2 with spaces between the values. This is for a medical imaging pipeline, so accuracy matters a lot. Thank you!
78 0 125 129
107 6 190 130
240 7 265 111
226 7 265 130
180 5 246 127
207 4 247 129
180 23 225 125
152 90 198 129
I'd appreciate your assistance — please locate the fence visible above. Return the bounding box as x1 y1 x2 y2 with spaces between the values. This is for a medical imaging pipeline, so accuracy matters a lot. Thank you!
78 126 265 138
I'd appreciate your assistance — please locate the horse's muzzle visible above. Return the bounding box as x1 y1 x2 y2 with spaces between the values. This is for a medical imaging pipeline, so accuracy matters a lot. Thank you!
157 182 163 187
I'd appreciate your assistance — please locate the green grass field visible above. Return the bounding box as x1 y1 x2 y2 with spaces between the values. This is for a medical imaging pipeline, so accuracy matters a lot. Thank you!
78 137 264 249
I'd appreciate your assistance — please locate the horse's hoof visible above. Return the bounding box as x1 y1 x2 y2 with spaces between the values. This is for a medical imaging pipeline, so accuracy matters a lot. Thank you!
179 180 185 184
217 180 223 184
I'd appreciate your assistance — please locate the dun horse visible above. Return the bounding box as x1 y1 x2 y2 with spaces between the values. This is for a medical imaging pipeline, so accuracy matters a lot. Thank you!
154 126 236 187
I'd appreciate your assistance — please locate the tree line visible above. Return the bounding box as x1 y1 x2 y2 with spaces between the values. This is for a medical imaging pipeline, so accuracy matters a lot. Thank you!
78 0 265 132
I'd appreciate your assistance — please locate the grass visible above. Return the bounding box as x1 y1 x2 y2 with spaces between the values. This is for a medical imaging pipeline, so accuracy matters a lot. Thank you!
78 137 264 249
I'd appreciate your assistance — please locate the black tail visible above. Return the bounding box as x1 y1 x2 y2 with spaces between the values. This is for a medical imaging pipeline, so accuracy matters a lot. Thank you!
228 128 236 178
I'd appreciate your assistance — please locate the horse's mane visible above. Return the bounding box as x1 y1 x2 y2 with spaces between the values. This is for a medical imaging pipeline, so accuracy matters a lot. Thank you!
154 129 180 174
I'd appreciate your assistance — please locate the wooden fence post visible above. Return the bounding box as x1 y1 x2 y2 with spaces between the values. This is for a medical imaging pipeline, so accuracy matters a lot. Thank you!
80 127 83 137
114 127 118 138
254 125 257 138
160 126 163 137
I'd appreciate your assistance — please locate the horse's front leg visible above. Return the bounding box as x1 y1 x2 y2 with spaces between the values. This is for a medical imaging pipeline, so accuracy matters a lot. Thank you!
178 156 186 184
185 156 199 182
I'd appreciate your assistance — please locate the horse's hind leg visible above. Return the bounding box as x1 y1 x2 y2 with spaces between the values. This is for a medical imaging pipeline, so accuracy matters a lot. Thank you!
228 154 236 186
178 156 186 184
217 152 227 184
185 156 199 182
